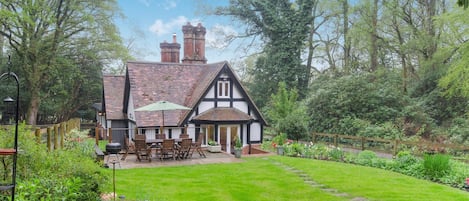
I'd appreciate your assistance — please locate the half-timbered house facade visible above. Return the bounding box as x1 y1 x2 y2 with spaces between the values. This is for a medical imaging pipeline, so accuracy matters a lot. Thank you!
100 23 266 154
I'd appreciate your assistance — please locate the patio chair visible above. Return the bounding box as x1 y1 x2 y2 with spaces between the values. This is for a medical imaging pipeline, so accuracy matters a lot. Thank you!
179 134 189 139
156 134 166 140
177 138 192 159
160 139 176 160
134 138 152 162
120 133 134 160
188 134 206 158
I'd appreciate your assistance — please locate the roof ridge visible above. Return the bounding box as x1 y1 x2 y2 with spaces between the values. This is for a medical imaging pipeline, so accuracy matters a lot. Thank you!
127 60 228 66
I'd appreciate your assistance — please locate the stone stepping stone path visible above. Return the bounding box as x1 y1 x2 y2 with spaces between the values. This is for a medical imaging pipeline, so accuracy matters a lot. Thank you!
268 158 368 201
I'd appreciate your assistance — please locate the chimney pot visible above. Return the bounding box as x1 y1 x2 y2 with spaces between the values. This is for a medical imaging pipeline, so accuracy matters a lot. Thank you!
172 33 177 43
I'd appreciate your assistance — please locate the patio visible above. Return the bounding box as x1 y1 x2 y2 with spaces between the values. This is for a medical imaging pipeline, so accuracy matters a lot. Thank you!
104 150 244 169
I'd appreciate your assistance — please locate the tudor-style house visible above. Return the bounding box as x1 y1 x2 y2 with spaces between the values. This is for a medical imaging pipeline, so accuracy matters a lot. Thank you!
99 23 266 154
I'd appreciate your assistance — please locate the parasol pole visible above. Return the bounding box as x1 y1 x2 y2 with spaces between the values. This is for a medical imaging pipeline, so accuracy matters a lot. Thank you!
160 110 165 134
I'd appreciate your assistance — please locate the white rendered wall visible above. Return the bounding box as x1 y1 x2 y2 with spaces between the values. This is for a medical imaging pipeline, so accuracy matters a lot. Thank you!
217 101 230 107
186 124 196 139
205 87 215 98
250 123 261 141
198 101 214 114
127 92 136 121
242 124 248 145
233 101 248 113
232 85 242 98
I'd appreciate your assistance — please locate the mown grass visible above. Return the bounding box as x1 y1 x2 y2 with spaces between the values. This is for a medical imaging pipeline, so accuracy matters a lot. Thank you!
105 156 468 201
274 156 469 201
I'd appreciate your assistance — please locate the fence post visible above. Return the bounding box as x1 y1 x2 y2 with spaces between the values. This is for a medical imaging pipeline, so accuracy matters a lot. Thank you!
312 133 316 143
35 128 41 144
334 134 338 147
361 137 365 150
47 127 52 151
66 119 71 133
54 124 59 150
95 127 100 145
108 128 112 143
394 139 399 156
60 123 65 149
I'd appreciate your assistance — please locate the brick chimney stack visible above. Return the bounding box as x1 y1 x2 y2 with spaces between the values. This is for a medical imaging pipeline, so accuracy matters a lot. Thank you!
182 22 207 64
182 23 194 62
160 33 180 63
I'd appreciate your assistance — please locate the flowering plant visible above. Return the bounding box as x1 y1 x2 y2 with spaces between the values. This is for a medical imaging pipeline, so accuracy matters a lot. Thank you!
272 133 287 146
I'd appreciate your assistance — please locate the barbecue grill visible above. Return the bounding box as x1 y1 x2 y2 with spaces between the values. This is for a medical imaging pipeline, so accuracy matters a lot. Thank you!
106 143 121 154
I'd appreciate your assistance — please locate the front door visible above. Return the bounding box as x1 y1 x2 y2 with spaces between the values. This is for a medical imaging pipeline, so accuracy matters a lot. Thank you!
219 125 239 154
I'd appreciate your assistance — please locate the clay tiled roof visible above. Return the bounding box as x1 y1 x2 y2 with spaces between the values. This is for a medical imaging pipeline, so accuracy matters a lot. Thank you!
127 61 226 127
192 107 253 122
103 75 126 120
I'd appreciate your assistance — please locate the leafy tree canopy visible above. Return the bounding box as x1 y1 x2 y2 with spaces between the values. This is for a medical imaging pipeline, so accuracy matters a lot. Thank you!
0 0 130 124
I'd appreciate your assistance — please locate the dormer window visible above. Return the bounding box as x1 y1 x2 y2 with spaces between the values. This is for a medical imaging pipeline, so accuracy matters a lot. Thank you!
218 80 230 98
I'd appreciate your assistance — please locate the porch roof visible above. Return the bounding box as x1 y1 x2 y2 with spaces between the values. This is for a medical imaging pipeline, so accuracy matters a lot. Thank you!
191 107 253 123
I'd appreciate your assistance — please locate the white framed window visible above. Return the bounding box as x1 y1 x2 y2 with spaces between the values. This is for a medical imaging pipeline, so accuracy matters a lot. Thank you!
218 80 230 98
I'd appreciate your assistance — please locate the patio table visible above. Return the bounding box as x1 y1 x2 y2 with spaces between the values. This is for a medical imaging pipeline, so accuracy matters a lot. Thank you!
146 138 183 145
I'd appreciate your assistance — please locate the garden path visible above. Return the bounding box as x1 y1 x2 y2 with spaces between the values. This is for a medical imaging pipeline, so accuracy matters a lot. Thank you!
267 158 368 201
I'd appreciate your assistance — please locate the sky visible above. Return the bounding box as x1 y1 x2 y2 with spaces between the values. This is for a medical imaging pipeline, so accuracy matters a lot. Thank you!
115 0 254 63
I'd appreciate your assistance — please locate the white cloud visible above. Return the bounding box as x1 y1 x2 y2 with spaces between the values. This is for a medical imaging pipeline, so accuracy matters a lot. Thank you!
206 24 239 49
163 0 177 10
148 16 189 36
138 0 152 7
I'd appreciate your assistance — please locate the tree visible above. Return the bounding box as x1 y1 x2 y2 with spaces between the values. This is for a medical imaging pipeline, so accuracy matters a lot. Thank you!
438 9 469 99
457 0 469 9
216 0 314 107
0 0 128 124
346 0 383 72
266 82 308 141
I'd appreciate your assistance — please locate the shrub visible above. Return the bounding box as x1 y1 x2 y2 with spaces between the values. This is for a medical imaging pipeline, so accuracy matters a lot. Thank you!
337 117 370 136
0 125 109 200
272 133 287 147
284 142 304 157
448 117 469 145
356 150 377 166
439 160 469 188
423 154 451 180
306 72 406 133
385 151 421 176
328 147 344 161
312 143 329 160
358 122 401 140
261 139 274 152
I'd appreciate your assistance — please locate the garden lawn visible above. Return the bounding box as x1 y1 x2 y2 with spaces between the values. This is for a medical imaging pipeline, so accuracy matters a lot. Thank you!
106 156 469 201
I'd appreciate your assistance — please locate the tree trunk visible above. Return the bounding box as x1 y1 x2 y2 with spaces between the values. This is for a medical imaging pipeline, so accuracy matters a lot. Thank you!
27 91 40 125
370 0 378 72
342 0 351 73
424 0 437 70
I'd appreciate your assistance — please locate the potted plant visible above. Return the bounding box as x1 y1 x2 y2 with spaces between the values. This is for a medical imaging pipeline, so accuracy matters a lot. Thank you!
273 133 287 155
234 137 242 158
207 140 221 153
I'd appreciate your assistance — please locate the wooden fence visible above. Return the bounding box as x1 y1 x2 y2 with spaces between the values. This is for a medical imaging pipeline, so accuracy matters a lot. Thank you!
32 118 81 151
312 133 469 156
